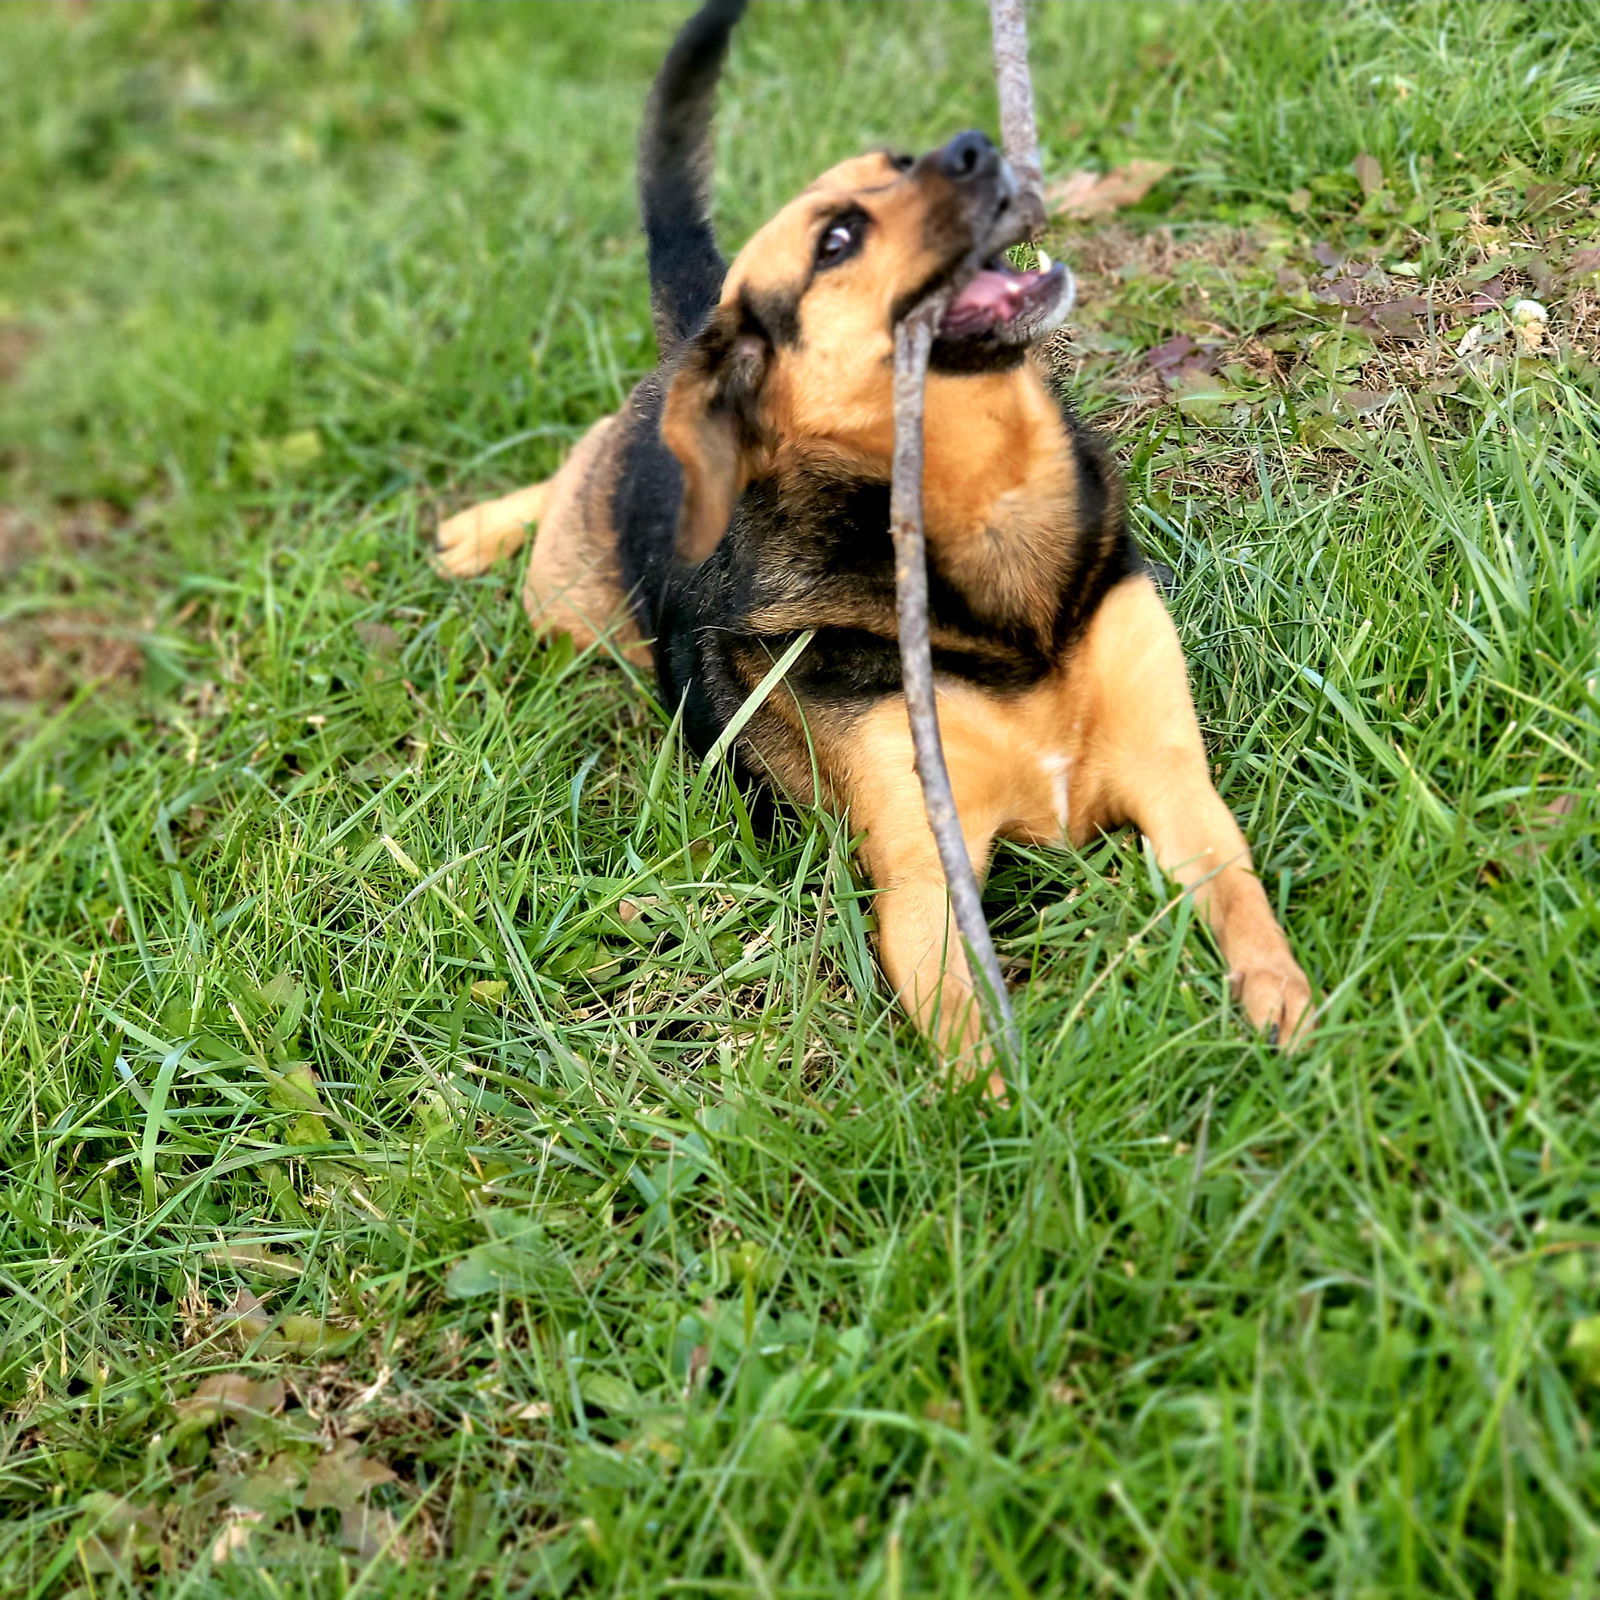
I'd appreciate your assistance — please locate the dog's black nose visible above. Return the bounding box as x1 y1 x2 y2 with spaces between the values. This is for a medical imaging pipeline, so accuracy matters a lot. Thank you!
937 130 998 184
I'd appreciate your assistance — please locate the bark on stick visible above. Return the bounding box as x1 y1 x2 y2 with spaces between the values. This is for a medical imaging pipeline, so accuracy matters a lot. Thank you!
890 300 1020 1070
988 0 1046 234
886 0 1045 1073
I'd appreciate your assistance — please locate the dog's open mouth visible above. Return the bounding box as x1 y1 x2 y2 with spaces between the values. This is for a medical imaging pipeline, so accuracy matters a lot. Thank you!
938 251 1073 344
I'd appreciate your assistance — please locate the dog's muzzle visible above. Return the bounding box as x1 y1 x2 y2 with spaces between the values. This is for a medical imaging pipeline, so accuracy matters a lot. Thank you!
918 130 1074 347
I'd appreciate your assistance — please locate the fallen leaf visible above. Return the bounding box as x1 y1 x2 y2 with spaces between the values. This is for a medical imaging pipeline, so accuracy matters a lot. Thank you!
340 1504 406 1561
1286 187 1311 214
354 621 402 657
1144 333 1196 372
1510 794 1578 863
1566 247 1600 277
1526 256 1557 298
215 1288 356 1356
1465 274 1511 311
173 1373 286 1432
1311 241 1346 271
1146 333 1221 384
210 1511 263 1566
1314 278 1364 307
216 1287 273 1344
1338 388 1396 414
1569 1314 1600 1386
1522 180 1566 219
77 1493 165 1574
203 1243 306 1279
1366 295 1431 339
469 979 508 1007
265 1313 357 1355
1353 152 1384 194
304 1440 399 1513
1047 160 1171 219
1169 366 1244 424
1298 414 1368 455
231 1452 308 1517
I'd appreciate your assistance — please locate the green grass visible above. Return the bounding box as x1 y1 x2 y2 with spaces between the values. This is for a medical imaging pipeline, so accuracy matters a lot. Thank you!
2 1 1598 1594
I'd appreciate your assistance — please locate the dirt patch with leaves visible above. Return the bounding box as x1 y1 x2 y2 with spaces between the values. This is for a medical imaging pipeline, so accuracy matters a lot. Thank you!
0 611 146 710
59 1370 440 1580
0 500 125 578
1040 159 1600 459
0 502 154 710
0 320 40 387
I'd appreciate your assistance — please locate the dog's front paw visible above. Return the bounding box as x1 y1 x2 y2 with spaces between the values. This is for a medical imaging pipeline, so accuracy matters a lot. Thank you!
1231 960 1314 1051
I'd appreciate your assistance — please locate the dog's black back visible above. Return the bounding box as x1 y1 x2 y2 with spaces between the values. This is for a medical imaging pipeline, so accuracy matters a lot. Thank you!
614 0 1139 769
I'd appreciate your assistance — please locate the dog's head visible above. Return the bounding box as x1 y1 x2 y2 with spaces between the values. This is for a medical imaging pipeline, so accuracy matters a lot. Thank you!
663 131 1072 561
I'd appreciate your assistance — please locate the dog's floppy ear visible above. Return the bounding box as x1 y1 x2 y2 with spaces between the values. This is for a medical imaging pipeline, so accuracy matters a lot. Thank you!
661 304 770 563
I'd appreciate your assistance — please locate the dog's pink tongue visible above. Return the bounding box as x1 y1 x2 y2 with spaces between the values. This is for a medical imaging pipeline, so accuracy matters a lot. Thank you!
947 268 1024 321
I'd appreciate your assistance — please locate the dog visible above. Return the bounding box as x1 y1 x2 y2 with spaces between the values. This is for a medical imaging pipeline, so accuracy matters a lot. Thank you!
436 0 1312 1067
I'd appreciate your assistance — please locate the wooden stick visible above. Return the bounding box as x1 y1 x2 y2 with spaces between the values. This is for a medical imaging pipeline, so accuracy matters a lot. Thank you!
890 299 1020 1070
988 0 1046 235
886 0 1046 1074
889 0 1049 1075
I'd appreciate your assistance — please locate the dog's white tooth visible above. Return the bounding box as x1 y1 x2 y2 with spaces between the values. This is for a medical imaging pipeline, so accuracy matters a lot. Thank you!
1036 247 1052 273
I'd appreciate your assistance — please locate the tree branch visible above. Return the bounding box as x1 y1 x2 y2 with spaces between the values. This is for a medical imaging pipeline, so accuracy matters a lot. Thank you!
988 0 1046 236
890 300 1020 1072
885 0 1047 1077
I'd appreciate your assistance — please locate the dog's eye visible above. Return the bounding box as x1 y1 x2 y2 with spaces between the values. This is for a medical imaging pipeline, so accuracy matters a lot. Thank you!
816 217 863 268
890 152 914 172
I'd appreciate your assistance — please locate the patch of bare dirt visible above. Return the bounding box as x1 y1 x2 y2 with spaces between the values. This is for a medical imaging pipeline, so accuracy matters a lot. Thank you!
1061 220 1267 288
0 508 34 574
0 499 124 577
0 321 40 386
1041 223 1281 430
0 611 145 708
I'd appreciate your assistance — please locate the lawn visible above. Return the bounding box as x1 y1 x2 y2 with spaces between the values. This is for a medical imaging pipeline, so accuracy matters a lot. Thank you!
1 1 1598 1594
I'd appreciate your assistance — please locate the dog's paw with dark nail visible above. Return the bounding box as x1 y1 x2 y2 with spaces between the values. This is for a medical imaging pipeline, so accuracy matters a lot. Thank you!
1232 962 1315 1051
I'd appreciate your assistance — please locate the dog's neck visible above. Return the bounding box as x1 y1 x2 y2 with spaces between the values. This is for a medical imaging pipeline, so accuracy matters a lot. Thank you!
763 360 1081 643
918 363 1072 541
772 359 1071 538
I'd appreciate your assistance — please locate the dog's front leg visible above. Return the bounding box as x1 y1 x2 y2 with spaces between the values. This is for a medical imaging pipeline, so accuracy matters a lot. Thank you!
1074 576 1313 1046
845 697 1006 1086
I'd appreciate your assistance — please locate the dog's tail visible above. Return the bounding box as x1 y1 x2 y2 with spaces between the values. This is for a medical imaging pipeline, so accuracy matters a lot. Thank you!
639 0 748 359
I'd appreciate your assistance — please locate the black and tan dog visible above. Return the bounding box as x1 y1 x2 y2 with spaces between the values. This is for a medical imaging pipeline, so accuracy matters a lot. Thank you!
437 0 1311 1064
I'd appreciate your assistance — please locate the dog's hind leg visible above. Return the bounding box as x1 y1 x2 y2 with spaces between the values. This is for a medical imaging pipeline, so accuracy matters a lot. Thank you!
517 416 650 667
436 481 550 577
437 414 623 578
437 415 648 667
1070 575 1313 1046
